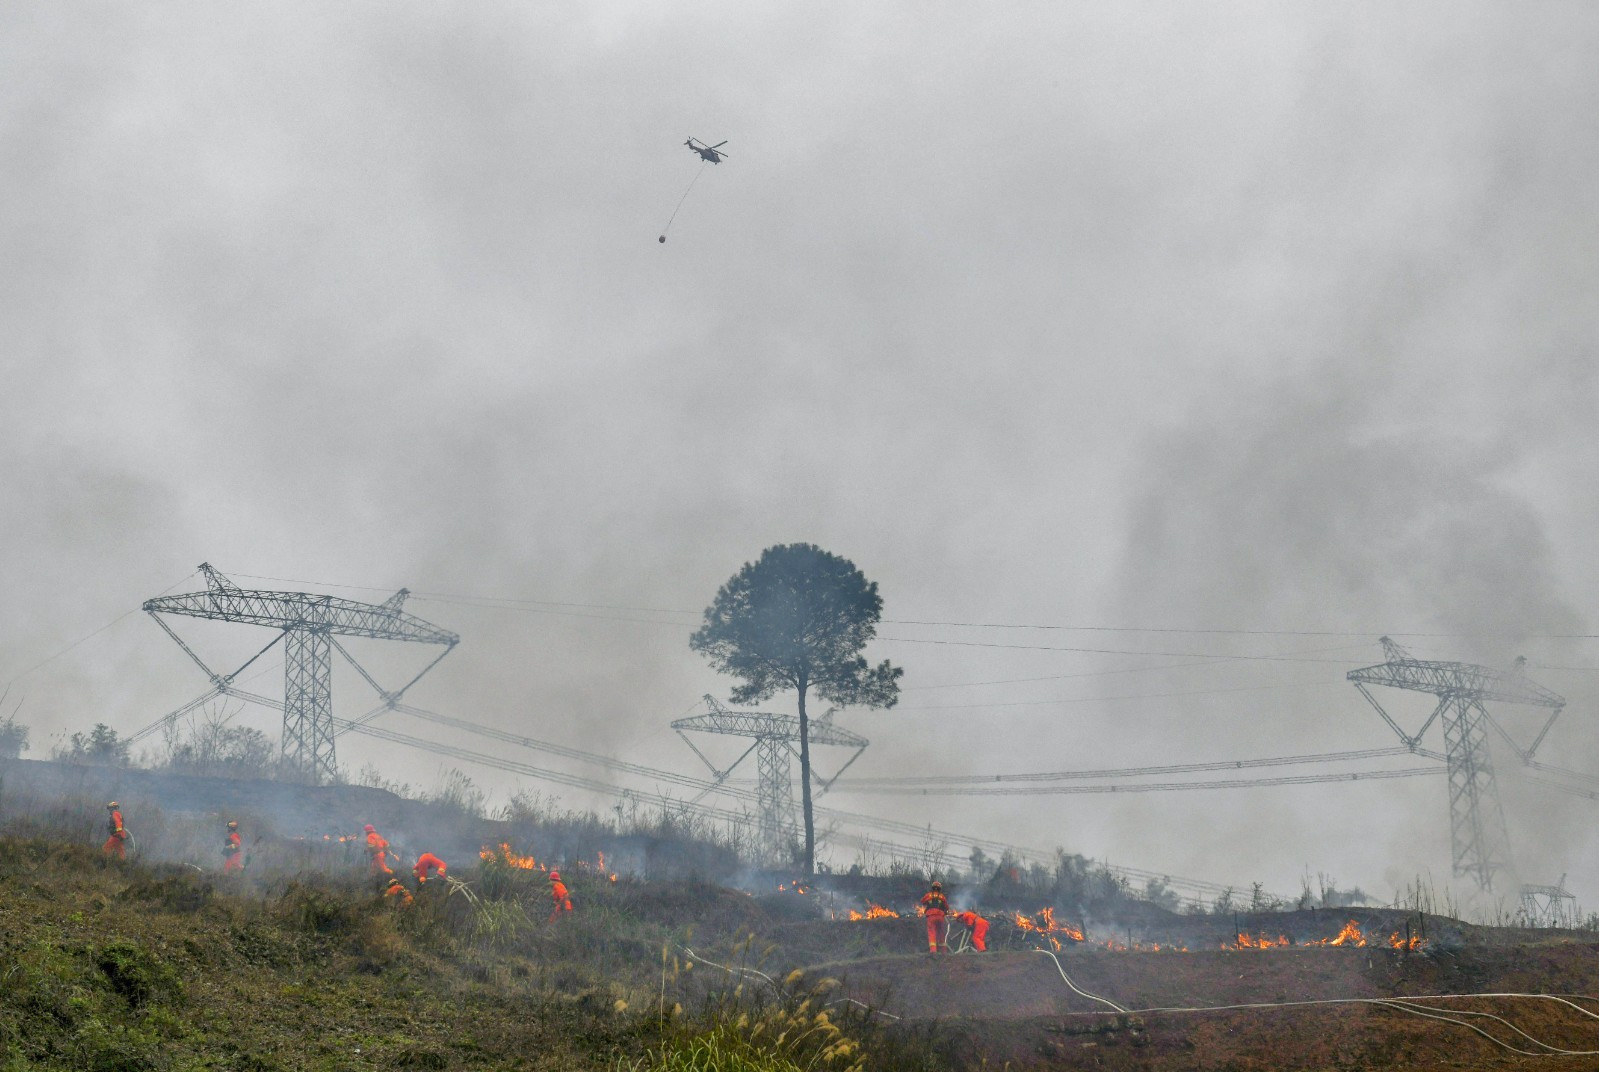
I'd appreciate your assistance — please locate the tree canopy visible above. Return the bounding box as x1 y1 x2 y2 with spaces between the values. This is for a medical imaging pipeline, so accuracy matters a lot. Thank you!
691 543 901 872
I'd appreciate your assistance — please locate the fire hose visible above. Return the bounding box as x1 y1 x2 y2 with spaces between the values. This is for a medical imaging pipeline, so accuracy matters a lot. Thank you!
1032 948 1599 1057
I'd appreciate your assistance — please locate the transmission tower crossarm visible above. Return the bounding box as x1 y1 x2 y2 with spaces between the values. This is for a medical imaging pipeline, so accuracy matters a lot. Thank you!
143 588 458 645
1348 658 1565 709
672 709 868 749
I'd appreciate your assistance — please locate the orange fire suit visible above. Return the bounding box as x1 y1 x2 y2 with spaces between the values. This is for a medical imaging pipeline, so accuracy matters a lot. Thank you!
956 910 989 951
921 890 949 953
102 809 128 859
383 881 413 908
549 879 573 922
366 831 393 875
413 852 446 884
223 830 244 873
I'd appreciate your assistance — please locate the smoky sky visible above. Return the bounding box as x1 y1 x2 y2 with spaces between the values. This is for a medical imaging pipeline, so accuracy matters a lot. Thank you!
4 2 1599 909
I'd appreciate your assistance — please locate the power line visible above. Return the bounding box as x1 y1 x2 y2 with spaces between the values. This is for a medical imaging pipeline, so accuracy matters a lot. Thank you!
835 767 1446 797
227 574 1599 644
840 746 1445 787
2 571 197 691
885 619 1599 640
878 635 1374 664
895 678 1343 712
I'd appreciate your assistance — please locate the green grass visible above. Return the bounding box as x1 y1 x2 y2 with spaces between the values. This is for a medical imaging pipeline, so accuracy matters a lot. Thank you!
0 836 948 1072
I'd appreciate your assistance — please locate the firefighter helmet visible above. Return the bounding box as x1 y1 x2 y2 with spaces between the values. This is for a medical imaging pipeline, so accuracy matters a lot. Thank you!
107 801 119 809
363 824 376 834
549 870 560 881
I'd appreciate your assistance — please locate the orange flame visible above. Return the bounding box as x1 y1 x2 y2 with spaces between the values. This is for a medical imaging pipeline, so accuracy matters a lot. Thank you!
1012 907 1084 951
1314 920 1368 947
1388 931 1424 950
1232 933 1292 949
1102 938 1188 952
479 842 542 870
846 902 900 921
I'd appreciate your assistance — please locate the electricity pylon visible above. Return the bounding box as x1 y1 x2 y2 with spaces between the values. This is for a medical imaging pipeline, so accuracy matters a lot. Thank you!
1348 637 1565 894
673 695 868 866
137 564 458 783
1519 874 1576 928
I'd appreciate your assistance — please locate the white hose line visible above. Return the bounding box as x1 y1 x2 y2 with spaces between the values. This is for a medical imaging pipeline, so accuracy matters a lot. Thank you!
1377 998 1598 1057
1369 1000 1597 1058
1033 949 1130 1014
1034 950 1599 1058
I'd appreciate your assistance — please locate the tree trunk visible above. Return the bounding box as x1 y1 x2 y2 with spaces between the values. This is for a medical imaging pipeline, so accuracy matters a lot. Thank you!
797 684 815 875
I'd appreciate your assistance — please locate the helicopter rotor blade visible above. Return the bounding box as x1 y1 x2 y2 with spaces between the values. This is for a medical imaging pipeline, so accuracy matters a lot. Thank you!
708 141 728 149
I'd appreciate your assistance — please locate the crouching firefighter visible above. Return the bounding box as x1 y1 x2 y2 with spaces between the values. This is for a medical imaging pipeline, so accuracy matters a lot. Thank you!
413 852 447 885
383 877 413 908
956 909 989 952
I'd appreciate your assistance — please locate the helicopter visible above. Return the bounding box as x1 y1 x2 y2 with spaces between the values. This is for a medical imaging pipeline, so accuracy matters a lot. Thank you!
684 137 729 164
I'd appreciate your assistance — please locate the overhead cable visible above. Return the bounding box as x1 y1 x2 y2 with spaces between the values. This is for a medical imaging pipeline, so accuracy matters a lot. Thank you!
840 746 1445 787
834 767 1446 797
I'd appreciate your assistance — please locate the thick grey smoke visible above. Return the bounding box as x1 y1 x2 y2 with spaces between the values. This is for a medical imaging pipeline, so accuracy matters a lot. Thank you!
4 3 1598 909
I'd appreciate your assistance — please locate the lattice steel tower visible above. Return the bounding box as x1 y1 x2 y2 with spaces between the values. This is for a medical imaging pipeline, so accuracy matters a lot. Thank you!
1349 637 1565 894
138 564 459 783
673 695 868 866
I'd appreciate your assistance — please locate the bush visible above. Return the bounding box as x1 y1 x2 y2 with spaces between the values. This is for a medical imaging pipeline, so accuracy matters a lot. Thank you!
95 940 184 1008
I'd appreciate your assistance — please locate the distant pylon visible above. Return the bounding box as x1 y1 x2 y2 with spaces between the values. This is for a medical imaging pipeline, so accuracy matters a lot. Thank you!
1348 637 1565 893
673 695 868 866
136 564 458 783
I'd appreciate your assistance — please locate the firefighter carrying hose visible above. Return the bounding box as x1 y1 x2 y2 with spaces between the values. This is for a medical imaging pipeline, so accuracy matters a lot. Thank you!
364 824 393 876
413 852 446 885
921 881 950 953
955 909 989 952
102 802 129 860
222 820 244 874
548 869 573 922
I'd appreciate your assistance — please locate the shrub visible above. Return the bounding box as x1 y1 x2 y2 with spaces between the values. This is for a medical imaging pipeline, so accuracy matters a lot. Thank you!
95 940 184 1008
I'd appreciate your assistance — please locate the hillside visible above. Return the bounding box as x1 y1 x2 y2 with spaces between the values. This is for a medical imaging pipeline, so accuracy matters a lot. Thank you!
7 760 1599 1071
6 829 1599 1071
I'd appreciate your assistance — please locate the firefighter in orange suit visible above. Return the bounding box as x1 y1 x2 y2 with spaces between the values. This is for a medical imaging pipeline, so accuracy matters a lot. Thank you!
383 877 413 908
413 852 447 884
102 802 128 859
222 820 244 873
548 870 573 922
921 881 949 953
364 824 393 876
956 909 989 951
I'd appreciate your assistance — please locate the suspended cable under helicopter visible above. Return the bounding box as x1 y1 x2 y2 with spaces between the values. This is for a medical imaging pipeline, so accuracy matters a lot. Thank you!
658 136 727 243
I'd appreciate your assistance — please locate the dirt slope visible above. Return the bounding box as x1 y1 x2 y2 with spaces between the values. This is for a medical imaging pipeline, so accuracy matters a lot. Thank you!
816 942 1599 1070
